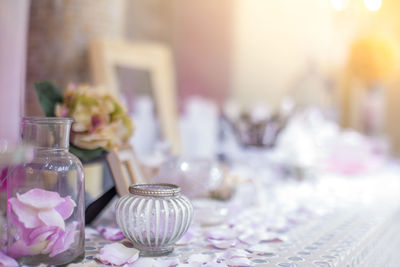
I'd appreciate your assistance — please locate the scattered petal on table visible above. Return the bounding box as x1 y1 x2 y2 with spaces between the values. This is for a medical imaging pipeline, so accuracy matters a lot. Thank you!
97 226 125 241
85 228 98 238
225 257 253 266
246 243 274 254
95 243 139 266
176 228 195 245
221 248 249 259
209 239 237 249
0 251 19 267
67 261 98 267
157 257 181 267
207 228 238 240
17 189 64 209
187 253 215 264
239 231 287 244
130 257 181 267
177 263 202 267
204 260 228 267
130 257 159 267
238 232 259 245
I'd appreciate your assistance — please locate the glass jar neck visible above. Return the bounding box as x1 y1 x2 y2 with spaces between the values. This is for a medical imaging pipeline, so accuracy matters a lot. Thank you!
21 117 73 150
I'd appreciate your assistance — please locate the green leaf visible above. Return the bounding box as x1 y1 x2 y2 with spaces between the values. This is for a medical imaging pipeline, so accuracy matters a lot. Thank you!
69 144 106 163
34 81 63 117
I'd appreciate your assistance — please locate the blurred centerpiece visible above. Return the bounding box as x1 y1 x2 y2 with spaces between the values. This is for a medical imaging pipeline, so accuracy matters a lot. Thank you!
346 35 398 135
223 101 293 148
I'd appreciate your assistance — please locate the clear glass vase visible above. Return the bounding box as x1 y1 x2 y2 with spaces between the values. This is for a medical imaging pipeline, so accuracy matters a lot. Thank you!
6 117 85 265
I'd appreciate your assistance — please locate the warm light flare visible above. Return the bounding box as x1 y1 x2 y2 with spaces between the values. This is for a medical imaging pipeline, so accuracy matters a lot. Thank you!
330 0 347 11
364 0 382 11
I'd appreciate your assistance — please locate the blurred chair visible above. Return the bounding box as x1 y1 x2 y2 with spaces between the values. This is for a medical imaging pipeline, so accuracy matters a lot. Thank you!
89 38 181 155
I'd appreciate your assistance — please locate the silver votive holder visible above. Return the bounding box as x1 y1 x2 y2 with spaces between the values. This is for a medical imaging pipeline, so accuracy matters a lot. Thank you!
115 184 193 256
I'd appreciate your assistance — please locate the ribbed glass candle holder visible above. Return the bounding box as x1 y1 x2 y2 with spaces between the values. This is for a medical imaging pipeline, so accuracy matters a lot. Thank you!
115 184 193 256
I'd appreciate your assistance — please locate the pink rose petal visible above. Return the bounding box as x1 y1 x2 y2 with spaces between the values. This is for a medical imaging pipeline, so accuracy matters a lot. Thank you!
66 261 98 267
221 248 249 259
95 243 139 266
238 233 259 244
176 229 195 245
187 253 215 264
0 251 19 267
17 188 65 209
85 228 98 238
225 257 253 266
42 229 62 255
29 225 58 242
97 226 125 241
8 239 37 258
130 258 158 267
49 226 77 257
55 196 76 220
209 239 236 249
246 243 274 254
10 212 31 242
9 197 42 228
204 261 228 267
38 209 65 230
177 263 202 267
157 258 181 267
239 231 285 245
207 228 238 240
43 222 78 255
28 225 57 246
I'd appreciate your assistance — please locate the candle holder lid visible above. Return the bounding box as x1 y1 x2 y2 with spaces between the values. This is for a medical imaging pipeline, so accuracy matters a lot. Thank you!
129 183 181 197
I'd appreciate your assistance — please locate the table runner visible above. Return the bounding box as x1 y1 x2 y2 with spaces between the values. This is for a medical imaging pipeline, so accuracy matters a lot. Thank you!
80 163 400 266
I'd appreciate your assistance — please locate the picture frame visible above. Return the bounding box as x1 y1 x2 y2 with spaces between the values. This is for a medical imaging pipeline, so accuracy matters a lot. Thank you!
89 38 181 155
106 144 147 196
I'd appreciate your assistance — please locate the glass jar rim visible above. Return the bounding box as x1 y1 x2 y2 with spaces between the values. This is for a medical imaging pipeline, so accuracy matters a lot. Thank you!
129 183 181 197
23 117 74 124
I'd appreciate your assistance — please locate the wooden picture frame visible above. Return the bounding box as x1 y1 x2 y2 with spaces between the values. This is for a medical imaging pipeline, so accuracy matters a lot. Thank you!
89 38 181 155
106 144 147 196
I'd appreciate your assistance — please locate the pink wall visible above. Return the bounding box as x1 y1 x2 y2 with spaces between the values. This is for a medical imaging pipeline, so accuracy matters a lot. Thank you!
0 0 30 144
172 0 233 108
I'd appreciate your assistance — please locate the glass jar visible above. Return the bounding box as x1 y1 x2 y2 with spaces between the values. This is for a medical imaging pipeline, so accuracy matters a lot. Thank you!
115 184 193 256
6 117 85 265
153 158 224 199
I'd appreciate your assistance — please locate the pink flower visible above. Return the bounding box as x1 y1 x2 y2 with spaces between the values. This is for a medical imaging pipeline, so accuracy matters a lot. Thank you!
7 188 78 258
90 114 105 133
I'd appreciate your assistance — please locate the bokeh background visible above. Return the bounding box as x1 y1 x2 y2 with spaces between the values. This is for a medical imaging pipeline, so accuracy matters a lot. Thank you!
2 0 400 153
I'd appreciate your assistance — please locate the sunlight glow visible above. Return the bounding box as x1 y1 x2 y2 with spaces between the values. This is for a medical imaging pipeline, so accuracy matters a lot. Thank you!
364 0 382 11
330 0 346 11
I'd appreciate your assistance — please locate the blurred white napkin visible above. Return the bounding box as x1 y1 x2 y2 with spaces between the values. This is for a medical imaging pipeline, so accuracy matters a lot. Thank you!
180 97 219 158
130 96 158 156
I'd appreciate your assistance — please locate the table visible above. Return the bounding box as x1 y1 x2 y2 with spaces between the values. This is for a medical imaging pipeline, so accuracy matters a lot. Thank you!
80 162 400 267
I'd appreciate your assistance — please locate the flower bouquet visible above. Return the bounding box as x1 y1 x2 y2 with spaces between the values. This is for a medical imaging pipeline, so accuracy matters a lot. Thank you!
35 81 134 162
